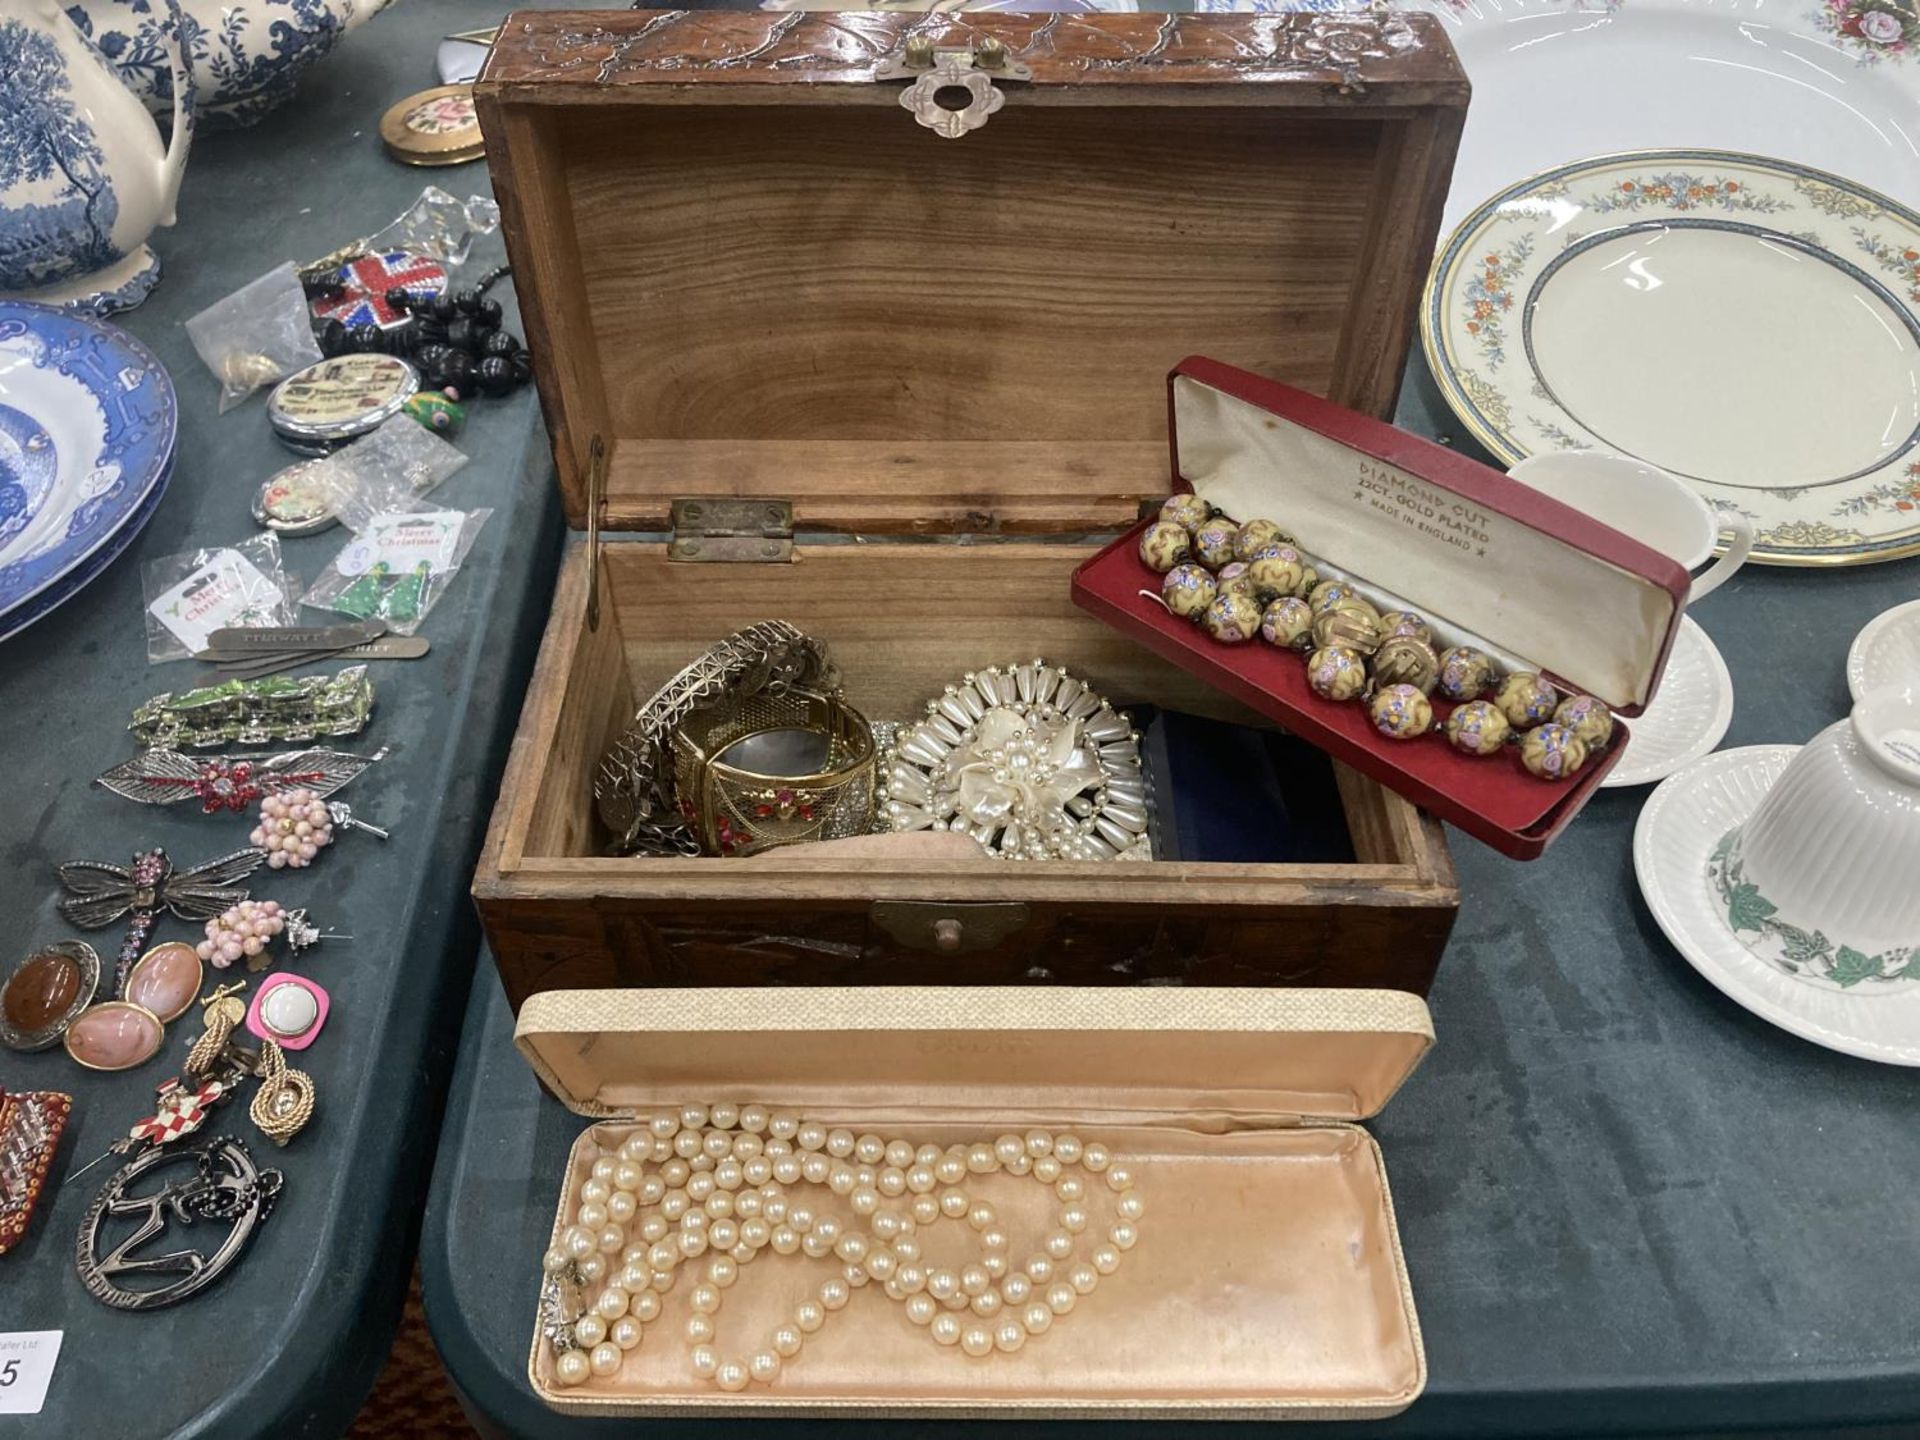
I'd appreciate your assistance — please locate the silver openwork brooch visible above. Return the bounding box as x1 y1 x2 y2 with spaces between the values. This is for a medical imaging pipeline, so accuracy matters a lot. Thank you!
74 1134 283 1311
94 746 386 811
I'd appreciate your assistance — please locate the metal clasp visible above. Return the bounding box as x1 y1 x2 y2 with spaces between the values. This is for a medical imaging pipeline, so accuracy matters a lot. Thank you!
876 36 1031 139
870 900 1032 955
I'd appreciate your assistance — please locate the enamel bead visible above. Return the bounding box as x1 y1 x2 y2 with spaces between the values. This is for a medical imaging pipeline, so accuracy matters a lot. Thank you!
1152 564 1213 622
1159 493 1210 532
1233 518 1291 560
1261 597 1314 650
1435 646 1495 702
1445 700 1511 757
1379 610 1432 644
1137 521 1191 574
1192 518 1239 570
1246 550 1304 600
1553 694 1614 750
1215 561 1259 604
1521 722 1589 780
1201 592 1262 644
1308 579 1360 613
1369 684 1435 740
1306 646 1369 702
1495 672 1560 729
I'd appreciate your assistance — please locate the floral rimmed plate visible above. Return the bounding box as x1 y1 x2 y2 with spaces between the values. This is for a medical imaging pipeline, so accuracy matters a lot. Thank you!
1634 745 1920 1065
1408 0 1920 232
1425 150 1920 566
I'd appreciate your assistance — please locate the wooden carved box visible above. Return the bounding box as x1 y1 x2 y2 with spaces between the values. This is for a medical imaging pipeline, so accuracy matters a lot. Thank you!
472 10 1470 1011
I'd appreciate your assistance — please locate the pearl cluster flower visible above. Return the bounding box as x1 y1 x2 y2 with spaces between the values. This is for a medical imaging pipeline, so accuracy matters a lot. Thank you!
196 898 288 969
250 787 333 869
879 661 1149 861
543 1104 1143 1391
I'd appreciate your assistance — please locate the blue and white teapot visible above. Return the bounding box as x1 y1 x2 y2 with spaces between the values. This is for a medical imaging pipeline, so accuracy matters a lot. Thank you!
67 0 393 128
0 0 194 314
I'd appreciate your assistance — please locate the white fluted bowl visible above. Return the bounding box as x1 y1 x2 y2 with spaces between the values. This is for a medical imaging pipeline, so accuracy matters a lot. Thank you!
1710 685 1920 990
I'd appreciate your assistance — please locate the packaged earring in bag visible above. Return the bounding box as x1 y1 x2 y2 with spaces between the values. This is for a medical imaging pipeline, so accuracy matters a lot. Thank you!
302 504 491 635
184 263 325 414
253 416 468 540
143 535 300 663
321 417 470 528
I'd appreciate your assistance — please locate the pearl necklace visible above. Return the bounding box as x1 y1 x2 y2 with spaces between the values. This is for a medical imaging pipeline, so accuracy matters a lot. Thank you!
542 1104 1144 1391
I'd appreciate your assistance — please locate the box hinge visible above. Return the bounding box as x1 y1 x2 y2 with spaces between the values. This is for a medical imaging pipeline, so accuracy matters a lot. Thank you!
874 37 1032 139
668 498 795 564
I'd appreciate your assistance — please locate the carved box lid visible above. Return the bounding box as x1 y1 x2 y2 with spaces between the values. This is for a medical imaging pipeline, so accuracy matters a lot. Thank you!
477 10 1470 534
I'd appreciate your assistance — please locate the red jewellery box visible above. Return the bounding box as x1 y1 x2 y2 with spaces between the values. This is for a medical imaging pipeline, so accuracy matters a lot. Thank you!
1072 357 1691 860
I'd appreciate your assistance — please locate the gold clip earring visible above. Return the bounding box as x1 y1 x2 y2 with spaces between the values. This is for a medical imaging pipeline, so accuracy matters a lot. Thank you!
249 1038 315 1147
185 982 249 1078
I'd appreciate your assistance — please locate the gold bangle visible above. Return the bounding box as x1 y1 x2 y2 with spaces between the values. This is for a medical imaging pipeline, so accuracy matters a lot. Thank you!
594 622 836 855
670 688 876 857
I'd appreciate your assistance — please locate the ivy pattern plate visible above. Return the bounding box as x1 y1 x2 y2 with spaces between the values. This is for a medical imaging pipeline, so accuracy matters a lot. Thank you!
1635 745 1920 1066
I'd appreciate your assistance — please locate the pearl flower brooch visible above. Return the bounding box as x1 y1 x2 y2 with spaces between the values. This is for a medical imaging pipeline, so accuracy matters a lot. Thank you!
878 662 1150 861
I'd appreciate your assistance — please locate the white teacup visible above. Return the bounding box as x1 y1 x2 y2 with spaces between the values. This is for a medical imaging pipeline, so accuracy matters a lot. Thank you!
1507 451 1753 603
1716 685 1920 983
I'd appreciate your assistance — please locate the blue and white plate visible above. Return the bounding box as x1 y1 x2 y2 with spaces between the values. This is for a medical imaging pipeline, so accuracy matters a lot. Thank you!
0 450 171 644
0 301 176 625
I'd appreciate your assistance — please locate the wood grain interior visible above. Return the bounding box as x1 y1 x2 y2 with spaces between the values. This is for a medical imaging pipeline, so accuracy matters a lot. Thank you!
494 543 1447 880
605 440 1168 535
520 556 634 868
556 105 1383 528
611 541 1272 724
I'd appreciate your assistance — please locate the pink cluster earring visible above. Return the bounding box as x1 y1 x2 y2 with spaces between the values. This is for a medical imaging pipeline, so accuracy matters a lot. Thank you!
197 904 345 973
249 790 333 870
